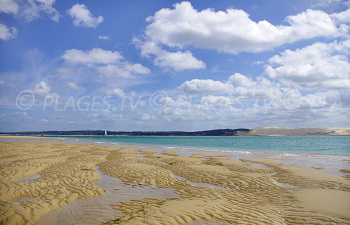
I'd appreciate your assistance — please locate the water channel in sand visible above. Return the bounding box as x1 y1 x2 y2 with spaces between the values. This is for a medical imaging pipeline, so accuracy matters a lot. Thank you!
36 165 179 225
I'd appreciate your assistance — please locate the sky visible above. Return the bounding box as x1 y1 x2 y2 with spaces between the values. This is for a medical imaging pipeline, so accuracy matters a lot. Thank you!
0 0 350 132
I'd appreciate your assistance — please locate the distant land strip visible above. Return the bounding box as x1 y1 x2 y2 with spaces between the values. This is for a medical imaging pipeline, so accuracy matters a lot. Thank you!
1 127 349 136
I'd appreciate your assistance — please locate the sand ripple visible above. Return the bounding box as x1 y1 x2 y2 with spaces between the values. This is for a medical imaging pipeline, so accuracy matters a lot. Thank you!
1 141 350 225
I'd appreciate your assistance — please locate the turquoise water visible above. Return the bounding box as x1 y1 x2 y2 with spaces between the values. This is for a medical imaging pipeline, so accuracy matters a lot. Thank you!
2 136 348 175
52 136 350 154
50 135 349 176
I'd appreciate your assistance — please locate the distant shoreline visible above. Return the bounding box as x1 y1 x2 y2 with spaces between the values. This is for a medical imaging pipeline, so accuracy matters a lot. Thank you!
1 126 350 137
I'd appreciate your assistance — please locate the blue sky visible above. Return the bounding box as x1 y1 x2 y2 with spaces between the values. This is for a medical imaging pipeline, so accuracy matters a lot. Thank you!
0 0 349 131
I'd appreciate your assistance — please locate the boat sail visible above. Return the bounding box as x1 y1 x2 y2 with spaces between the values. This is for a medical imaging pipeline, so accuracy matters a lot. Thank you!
104 130 107 136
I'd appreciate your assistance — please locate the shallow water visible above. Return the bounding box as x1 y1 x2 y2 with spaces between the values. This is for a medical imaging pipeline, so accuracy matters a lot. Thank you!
53 135 350 154
138 153 147 158
245 162 270 168
13 197 39 202
276 182 299 188
36 165 179 225
44 135 350 176
0 161 12 166
18 174 42 182
2 136 349 177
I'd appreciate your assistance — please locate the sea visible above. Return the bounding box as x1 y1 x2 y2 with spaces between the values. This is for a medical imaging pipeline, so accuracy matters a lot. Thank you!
48 135 350 176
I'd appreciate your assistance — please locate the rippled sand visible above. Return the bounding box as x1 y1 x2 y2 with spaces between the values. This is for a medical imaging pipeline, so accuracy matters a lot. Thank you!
0 140 350 224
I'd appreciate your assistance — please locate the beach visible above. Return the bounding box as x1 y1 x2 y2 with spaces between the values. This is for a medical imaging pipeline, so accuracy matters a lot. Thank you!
0 138 350 224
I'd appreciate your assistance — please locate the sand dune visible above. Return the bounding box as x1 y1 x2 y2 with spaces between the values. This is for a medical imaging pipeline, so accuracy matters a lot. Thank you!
248 126 350 136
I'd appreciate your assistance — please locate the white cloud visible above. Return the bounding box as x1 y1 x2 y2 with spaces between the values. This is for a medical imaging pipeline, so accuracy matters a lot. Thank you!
102 88 125 97
153 49 205 71
265 40 350 89
254 61 264 65
331 8 350 23
135 39 205 71
228 73 283 99
0 0 19 14
142 2 345 55
62 48 150 78
229 73 256 87
135 113 155 121
97 63 150 78
36 0 56 5
313 0 350 11
0 0 60 40
33 81 51 95
19 0 60 22
200 95 234 106
157 87 347 127
178 79 232 94
124 63 151 75
90 111 123 123
37 0 60 22
0 112 31 122
67 82 81 90
0 23 17 40
98 35 110 40
67 3 104 28
96 65 133 78
178 73 285 99
62 48 123 65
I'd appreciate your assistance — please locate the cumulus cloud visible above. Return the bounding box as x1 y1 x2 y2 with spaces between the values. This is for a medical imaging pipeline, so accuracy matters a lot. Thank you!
134 39 205 71
178 73 283 99
142 2 345 55
265 40 350 89
125 63 151 74
35 0 60 22
96 65 131 78
97 63 150 78
135 113 155 121
200 95 234 107
178 79 232 94
161 82 346 126
62 48 150 78
313 0 350 12
67 82 81 90
67 3 104 28
101 88 125 97
33 81 51 95
0 0 60 40
229 73 284 99
90 111 123 123
0 0 19 14
98 35 110 40
62 48 123 65
0 0 61 22
17 0 60 22
0 112 31 124
0 23 17 40
331 8 350 23
152 49 205 71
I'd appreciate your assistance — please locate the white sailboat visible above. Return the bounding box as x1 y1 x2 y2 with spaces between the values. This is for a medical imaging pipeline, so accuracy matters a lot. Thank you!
104 130 108 136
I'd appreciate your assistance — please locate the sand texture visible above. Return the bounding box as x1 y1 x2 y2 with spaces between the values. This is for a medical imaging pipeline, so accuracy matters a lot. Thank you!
0 140 350 224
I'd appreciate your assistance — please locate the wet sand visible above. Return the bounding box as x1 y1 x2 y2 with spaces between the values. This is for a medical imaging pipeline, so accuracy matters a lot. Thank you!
0 138 350 224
